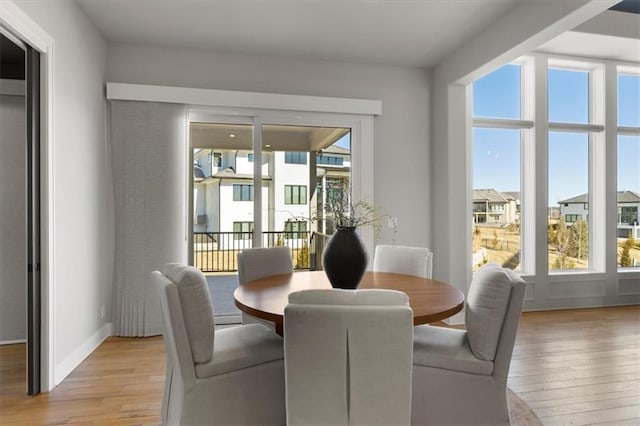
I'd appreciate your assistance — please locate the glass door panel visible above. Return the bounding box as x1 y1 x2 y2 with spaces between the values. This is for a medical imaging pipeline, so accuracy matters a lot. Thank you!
189 119 353 322
260 124 351 270
190 121 254 321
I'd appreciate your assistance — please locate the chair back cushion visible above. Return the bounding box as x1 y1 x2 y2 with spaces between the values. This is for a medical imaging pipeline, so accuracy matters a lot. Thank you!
237 246 293 285
465 263 512 361
288 287 410 306
284 289 413 425
373 244 433 278
164 264 215 364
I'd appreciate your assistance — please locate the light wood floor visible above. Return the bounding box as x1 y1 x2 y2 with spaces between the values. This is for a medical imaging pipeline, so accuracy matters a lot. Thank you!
0 305 638 425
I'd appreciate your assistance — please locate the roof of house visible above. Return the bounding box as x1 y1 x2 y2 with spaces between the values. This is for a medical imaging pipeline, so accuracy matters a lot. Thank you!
211 167 272 181
321 145 350 155
559 191 640 204
502 191 521 201
473 189 509 203
194 165 205 181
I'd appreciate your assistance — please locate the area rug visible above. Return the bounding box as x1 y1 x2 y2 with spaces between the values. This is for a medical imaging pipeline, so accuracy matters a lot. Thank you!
509 388 543 426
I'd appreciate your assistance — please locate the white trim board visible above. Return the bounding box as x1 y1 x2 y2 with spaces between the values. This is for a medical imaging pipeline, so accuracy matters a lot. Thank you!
54 323 111 386
106 83 383 116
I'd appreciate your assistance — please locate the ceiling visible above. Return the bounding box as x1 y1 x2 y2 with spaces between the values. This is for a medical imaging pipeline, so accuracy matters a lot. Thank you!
538 31 640 63
191 122 349 152
75 0 522 68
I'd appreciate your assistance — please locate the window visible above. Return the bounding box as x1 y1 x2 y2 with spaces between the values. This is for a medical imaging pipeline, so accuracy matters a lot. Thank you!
284 220 308 239
233 222 253 240
565 214 581 223
285 151 307 165
213 152 222 167
247 153 253 162
472 64 523 271
317 155 344 166
472 58 613 274
617 72 640 268
618 74 640 127
620 207 638 225
547 66 594 271
285 185 307 205
233 184 254 201
473 63 521 119
548 68 589 124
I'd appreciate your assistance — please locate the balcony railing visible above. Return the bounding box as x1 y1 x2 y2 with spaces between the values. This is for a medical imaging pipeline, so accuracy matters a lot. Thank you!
193 231 312 272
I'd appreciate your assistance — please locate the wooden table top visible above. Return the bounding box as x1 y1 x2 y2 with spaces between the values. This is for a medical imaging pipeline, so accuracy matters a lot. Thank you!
234 270 465 333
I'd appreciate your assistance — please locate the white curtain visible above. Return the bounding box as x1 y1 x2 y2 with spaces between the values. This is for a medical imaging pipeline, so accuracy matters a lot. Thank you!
110 101 187 336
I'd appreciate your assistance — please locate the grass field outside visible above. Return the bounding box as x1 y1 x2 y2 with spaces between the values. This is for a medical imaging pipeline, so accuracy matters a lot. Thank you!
472 224 640 271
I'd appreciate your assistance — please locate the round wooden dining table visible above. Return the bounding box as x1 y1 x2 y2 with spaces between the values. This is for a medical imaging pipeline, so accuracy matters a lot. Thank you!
233 270 465 336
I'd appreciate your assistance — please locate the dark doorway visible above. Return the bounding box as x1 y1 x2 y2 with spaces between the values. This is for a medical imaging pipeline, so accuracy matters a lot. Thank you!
0 30 41 395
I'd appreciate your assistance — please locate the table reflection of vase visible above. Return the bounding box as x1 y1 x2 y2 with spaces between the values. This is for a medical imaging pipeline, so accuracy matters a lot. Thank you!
322 227 367 289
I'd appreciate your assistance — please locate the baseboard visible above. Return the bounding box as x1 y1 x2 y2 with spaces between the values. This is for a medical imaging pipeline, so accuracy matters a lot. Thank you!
54 322 112 386
0 338 27 345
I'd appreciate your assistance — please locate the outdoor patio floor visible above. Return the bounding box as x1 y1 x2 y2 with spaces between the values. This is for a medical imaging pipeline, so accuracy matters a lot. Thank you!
206 273 242 318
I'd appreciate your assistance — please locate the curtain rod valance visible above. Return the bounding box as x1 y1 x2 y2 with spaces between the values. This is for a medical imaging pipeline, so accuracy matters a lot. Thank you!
106 83 382 116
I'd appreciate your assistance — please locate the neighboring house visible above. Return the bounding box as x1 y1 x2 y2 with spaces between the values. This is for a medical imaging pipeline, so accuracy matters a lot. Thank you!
193 145 351 246
472 189 519 225
558 191 640 239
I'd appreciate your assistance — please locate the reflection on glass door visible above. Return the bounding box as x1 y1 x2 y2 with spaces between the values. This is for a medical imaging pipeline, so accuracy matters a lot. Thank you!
189 119 351 320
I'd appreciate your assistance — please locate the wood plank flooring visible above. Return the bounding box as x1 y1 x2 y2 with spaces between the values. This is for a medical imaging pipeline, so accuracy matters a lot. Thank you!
508 305 640 425
0 305 638 425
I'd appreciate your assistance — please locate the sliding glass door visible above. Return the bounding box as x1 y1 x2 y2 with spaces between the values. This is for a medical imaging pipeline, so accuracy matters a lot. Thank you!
189 114 352 322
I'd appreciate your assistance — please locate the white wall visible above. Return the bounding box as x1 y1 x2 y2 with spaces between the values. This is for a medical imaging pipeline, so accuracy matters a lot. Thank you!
15 0 113 385
560 203 589 221
106 43 431 247
273 151 309 231
0 92 26 343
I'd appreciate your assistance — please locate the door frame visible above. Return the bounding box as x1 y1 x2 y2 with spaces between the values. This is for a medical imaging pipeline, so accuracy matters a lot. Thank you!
1 2 55 392
187 107 376 257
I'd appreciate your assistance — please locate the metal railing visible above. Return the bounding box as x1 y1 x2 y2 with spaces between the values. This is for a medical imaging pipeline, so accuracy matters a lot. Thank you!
193 231 312 272
310 231 331 271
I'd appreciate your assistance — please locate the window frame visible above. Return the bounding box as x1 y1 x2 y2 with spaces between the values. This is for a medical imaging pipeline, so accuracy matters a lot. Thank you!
233 221 254 240
233 183 254 202
471 56 617 275
284 184 308 205
284 151 307 165
472 58 532 274
284 220 308 239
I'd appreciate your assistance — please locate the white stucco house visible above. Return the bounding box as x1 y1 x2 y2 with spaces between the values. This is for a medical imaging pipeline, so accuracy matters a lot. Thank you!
193 144 351 249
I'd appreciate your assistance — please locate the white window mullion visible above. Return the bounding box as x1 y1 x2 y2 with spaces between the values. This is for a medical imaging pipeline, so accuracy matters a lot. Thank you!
534 55 550 282
590 63 607 272
548 122 604 133
473 118 533 129
604 63 618 274
521 56 536 275
617 126 640 136
252 118 263 248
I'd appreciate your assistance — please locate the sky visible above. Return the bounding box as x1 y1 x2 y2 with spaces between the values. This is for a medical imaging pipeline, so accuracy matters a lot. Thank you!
335 132 351 150
473 64 640 206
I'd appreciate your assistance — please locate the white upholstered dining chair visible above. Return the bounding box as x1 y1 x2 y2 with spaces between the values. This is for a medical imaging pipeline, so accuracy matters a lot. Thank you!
373 244 433 279
284 289 414 426
152 264 286 425
411 263 526 425
237 246 293 326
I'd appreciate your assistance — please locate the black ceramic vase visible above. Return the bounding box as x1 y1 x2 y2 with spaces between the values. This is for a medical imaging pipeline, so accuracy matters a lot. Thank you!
322 227 368 289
